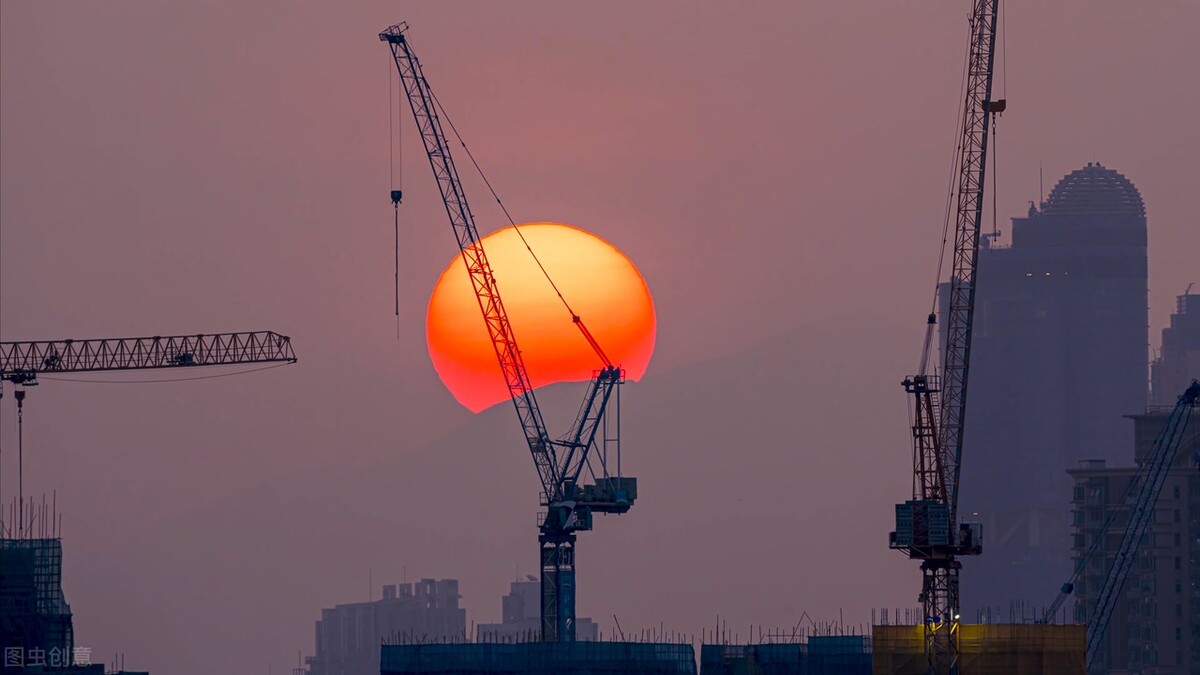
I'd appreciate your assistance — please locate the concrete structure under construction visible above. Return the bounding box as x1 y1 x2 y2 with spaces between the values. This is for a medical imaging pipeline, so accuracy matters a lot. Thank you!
871 624 1085 674
381 642 696 675
475 579 599 643
0 538 75 668
701 636 872 674
304 579 465 675
0 523 146 674
947 163 1150 616
1068 409 1200 674
377 626 1083 674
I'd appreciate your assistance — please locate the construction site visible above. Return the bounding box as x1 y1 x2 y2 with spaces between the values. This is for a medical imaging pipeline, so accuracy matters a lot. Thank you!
1 1 1198 675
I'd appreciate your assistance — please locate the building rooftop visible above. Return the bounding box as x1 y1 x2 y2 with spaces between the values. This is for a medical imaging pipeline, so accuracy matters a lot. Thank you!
1042 162 1145 219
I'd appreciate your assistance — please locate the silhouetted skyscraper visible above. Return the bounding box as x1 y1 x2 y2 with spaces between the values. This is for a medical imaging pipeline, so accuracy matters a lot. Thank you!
1151 289 1200 407
946 163 1149 617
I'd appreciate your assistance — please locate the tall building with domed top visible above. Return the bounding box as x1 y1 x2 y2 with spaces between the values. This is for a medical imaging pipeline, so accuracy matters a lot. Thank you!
943 162 1149 618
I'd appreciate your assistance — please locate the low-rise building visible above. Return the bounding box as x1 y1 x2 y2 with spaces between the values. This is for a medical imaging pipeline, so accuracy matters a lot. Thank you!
306 578 466 675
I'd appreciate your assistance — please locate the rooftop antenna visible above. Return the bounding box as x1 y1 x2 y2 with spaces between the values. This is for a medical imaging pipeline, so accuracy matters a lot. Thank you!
1039 161 1044 207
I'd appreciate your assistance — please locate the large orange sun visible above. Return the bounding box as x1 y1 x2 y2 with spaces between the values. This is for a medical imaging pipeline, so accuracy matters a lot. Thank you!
427 222 655 412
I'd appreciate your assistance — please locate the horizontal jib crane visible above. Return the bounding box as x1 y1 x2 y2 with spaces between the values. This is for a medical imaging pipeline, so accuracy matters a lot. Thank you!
0 331 296 385
0 330 297 538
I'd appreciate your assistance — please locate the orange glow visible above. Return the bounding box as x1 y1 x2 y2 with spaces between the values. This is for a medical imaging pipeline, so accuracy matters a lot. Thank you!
427 222 656 412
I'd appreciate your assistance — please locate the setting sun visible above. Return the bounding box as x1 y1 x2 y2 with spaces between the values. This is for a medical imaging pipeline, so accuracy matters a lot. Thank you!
427 222 655 412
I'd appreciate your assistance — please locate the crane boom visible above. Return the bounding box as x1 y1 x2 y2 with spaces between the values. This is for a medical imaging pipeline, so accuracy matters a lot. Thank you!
381 22 634 642
941 0 1003 521
1039 381 1198 670
0 331 296 384
890 3 1002 674
1084 381 1198 670
379 23 559 499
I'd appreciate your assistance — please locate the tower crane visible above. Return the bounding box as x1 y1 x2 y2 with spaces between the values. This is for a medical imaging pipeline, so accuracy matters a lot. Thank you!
0 331 297 533
888 2 1003 674
1 331 295 387
380 23 636 642
1041 380 1199 672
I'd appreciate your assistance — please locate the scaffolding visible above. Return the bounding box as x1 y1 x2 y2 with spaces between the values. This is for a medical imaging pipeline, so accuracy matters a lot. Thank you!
0 538 74 659
871 624 1084 675
380 641 696 675
699 636 871 675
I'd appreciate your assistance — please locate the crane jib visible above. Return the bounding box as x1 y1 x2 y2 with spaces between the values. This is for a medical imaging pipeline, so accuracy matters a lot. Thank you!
381 23 623 506
889 2 1000 674
382 26 557 496
0 332 296 383
1081 381 1198 669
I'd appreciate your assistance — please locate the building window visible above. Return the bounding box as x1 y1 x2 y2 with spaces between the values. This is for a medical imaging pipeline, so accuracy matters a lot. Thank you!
1175 509 1181 523
1174 485 1181 499
1176 556 1182 570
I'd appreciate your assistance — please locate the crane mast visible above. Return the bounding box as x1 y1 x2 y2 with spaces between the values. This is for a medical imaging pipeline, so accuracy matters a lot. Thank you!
890 2 1002 674
380 23 634 642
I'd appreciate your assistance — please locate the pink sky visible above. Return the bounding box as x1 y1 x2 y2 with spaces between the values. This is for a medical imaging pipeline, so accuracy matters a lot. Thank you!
1 2 1197 673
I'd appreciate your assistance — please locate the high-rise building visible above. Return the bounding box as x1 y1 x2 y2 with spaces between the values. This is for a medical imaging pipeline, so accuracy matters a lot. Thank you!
948 163 1150 616
1068 409 1200 675
305 578 466 675
1152 290 1200 407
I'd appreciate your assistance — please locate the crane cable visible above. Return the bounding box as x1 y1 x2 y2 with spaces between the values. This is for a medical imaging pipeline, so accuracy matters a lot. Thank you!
389 58 403 337
36 362 292 384
429 91 575 316
426 91 600 344
992 0 1006 240
920 19 974 377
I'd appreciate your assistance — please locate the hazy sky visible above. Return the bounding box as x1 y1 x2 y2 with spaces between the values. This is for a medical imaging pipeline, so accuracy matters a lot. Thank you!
1 2 1197 673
